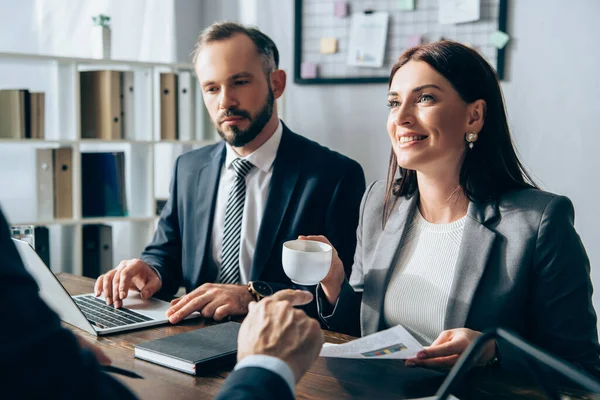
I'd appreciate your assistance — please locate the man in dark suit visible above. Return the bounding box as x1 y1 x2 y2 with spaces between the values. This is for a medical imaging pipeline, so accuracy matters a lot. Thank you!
95 22 366 322
0 208 136 399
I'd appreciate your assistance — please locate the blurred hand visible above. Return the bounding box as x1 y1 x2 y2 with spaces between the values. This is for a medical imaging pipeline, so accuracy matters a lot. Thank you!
405 328 496 370
166 283 254 324
94 259 162 308
237 290 324 383
76 334 111 366
298 235 345 306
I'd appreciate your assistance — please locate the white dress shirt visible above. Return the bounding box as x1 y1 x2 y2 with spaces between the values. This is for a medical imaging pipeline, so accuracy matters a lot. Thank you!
211 120 283 284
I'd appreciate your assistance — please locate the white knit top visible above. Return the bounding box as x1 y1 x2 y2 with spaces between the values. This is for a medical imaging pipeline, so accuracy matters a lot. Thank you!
383 209 466 345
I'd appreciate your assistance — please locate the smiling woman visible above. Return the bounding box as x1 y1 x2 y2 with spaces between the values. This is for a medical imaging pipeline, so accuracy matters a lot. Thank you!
307 40 600 378
382 41 536 223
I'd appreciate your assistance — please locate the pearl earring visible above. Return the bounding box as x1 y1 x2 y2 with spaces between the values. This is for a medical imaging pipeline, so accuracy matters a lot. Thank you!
466 131 478 149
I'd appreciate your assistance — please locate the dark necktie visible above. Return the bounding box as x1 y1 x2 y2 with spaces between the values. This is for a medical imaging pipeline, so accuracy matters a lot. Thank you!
218 158 254 284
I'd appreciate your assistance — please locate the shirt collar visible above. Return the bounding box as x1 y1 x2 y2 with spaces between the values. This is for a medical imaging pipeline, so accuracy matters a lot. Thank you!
224 119 283 173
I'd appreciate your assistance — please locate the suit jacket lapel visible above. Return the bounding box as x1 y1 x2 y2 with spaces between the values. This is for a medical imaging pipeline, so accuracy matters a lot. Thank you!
361 194 419 336
444 199 498 329
250 127 300 280
193 143 225 285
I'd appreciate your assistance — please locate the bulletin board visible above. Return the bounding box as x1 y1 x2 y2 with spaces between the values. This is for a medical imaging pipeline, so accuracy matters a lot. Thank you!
294 0 508 85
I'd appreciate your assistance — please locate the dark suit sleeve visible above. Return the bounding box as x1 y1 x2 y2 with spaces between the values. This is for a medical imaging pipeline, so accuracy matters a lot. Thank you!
324 159 366 278
317 280 362 337
0 208 136 399
503 195 600 377
140 157 184 298
215 367 294 400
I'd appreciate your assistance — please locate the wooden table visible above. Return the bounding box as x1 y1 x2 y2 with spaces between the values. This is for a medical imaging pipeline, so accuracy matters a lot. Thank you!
59 274 591 400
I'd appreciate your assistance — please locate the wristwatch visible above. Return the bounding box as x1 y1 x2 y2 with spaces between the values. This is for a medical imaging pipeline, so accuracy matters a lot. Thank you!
247 281 274 302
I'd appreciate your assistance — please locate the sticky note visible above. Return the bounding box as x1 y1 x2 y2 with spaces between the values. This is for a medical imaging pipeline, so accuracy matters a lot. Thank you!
399 0 416 11
334 1 348 17
320 37 338 54
489 30 510 49
406 34 422 47
300 62 317 79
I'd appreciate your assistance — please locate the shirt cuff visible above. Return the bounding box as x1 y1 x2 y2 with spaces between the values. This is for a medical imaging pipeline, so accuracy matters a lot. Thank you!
234 355 295 395
316 282 340 318
148 265 162 282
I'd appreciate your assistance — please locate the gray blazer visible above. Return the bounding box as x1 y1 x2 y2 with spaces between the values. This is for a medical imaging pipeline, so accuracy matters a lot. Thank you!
318 181 600 373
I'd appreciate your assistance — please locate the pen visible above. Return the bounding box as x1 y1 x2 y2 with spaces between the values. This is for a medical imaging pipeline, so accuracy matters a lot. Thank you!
102 365 144 379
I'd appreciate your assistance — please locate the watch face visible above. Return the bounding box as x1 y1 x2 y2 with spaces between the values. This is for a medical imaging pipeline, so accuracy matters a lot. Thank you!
253 281 273 297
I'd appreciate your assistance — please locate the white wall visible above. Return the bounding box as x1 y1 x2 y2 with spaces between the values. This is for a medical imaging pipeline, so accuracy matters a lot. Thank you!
501 0 600 320
174 0 203 63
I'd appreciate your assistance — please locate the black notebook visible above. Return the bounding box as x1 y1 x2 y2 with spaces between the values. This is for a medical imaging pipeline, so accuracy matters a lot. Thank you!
134 322 241 375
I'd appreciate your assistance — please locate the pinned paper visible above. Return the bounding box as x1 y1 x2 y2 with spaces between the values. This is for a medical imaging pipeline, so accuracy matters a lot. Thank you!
300 62 318 79
399 0 416 11
334 1 348 17
320 37 338 54
347 12 389 67
406 34 423 47
439 0 480 25
489 30 510 49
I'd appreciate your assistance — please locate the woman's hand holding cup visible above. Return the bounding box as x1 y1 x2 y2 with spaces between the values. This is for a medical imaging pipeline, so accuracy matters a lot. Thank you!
297 235 345 306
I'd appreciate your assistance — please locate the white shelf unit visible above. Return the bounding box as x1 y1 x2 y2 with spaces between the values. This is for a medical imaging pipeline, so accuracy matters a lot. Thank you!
0 52 218 275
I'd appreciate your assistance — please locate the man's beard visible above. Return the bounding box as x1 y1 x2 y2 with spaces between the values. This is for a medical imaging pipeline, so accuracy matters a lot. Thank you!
215 89 274 147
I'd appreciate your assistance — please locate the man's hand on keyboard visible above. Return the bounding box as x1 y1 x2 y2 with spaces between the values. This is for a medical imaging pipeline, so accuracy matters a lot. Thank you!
94 259 162 308
166 283 254 324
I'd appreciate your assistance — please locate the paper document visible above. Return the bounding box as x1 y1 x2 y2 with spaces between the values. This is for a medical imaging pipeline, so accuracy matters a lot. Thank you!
320 325 423 359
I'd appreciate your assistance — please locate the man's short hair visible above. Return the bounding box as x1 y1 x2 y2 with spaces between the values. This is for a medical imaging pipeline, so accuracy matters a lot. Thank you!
192 21 279 75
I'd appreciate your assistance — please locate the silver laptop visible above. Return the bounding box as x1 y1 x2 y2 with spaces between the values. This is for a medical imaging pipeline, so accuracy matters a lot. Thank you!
13 238 193 336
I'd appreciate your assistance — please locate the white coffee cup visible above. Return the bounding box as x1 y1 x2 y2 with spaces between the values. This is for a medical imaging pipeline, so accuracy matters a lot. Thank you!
282 239 332 286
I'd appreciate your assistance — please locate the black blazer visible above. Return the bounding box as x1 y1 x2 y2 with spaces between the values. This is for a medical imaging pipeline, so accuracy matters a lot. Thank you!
215 367 294 400
141 123 366 298
0 208 136 399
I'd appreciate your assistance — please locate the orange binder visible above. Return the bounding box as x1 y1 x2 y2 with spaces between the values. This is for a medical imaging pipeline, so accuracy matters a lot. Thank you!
29 92 45 139
80 71 122 140
160 73 178 140
0 89 27 138
53 147 73 219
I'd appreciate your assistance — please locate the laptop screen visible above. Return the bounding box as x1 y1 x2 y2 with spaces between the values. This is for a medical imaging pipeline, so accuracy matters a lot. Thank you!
12 238 97 335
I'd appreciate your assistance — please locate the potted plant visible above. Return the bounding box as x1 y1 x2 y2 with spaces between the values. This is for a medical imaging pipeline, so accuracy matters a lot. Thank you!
91 14 111 59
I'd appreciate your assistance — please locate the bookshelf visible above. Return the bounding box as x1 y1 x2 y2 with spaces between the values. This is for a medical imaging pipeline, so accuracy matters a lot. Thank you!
0 51 218 276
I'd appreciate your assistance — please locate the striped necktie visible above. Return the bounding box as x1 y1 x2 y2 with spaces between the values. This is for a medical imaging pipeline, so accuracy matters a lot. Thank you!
218 158 255 284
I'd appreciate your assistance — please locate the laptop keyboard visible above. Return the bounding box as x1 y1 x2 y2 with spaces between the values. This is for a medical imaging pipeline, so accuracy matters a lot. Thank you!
73 295 154 329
